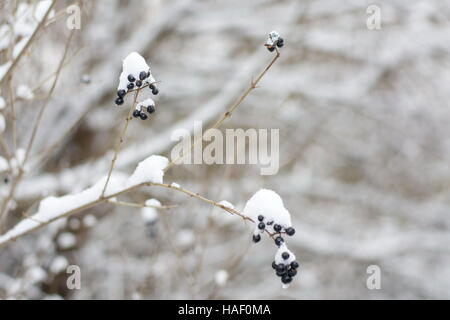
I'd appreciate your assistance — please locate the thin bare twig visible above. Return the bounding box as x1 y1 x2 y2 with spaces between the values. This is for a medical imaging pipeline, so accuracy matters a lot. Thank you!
164 48 280 172
100 89 140 198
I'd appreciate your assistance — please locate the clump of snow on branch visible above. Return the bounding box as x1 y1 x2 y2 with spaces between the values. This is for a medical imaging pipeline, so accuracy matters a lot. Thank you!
126 155 168 187
0 173 127 245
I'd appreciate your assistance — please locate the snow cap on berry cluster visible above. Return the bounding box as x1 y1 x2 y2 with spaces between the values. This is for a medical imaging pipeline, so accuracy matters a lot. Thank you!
141 198 161 223
266 31 281 46
243 189 292 228
118 52 152 91
135 98 155 111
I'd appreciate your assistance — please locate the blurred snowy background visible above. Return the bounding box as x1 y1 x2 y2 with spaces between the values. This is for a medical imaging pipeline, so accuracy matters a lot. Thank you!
0 0 450 299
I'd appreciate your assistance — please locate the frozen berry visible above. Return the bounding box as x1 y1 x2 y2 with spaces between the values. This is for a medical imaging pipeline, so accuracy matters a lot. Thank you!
274 236 284 247
139 113 148 120
149 84 155 90
266 220 273 225
276 269 287 277
147 105 155 114
127 82 134 90
277 38 284 48
258 215 264 222
127 74 135 82
288 268 297 277
252 234 261 243
275 264 286 273
132 110 141 118
258 222 265 230
115 97 124 105
282 252 290 260
274 224 282 232
139 71 147 80
272 261 277 269
117 89 126 98
268 46 275 52
285 227 295 236
152 88 159 95
290 261 299 269
136 80 142 87
281 274 292 284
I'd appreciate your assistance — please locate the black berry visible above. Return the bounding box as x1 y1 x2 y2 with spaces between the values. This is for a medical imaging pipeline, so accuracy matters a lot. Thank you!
285 227 295 236
140 113 148 120
275 264 286 273
117 89 126 98
147 71 151 78
268 46 275 52
276 269 287 277
274 236 284 247
277 38 284 48
274 224 282 232
272 261 277 269
132 110 141 118
282 252 290 260
252 234 261 243
281 274 292 284
152 88 159 95
266 220 273 225
136 80 142 87
258 222 265 230
147 105 155 114
290 261 299 269
127 74 135 82
115 97 124 105
258 215 264 222
139 71 147 80
149 84 155 90
288 268 297 277
127 82 134 90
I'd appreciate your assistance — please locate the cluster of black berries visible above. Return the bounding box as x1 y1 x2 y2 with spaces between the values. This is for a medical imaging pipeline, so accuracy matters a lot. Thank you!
272 256 299 285
266 37 284 52
133 101 155 121
114 70 159 106
265 31 284 52
252 214 298 285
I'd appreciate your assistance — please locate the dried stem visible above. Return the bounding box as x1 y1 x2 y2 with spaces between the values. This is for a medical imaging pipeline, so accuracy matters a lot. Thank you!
100 89 140 198
164 48 280 172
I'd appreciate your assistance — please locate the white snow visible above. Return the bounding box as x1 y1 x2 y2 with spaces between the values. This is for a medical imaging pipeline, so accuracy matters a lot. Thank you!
0 173 127 245
214 270 229 286
219 200 234 209
243 189 292 227
141 199 161 223
49 256 68 274
126 155 168 187
136 98 155 111
0 114 5 133
145 198 162 207
266 30 280 46
0 156 9 172
274 243 296 265
0 96 5 109
170 182 180 188
118 52 151 91
141 208 157 223
176 229 195 247
57 232 77 250
16 84 34 100
82 214 97 228
25 266 47 284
